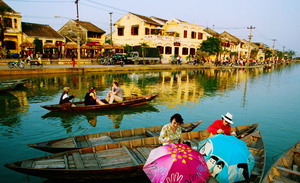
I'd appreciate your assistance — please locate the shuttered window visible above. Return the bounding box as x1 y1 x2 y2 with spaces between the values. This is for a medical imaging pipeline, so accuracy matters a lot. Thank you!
183 30 187 38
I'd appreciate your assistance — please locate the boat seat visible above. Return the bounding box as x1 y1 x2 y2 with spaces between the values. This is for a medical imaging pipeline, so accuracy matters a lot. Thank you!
145 129 159 137
89 136 114 146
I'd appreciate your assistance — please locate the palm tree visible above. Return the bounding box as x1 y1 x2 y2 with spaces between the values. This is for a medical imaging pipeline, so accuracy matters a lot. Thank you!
139 42 148 64
286 50 296 60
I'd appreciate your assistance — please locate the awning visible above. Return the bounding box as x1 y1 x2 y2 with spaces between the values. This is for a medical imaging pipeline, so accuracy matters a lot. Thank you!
151 27 163 30
86 41 101 46
65 42 78 49
43 42 57 49
131 24 139 27
20 41 35 48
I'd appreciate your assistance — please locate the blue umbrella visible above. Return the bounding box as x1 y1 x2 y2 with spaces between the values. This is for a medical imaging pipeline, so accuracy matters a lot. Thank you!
198 134 255 183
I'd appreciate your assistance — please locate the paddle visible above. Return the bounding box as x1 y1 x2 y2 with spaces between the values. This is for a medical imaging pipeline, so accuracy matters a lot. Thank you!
71 95 76 107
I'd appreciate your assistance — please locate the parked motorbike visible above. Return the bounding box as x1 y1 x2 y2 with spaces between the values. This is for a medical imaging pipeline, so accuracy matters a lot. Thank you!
7 60 25 69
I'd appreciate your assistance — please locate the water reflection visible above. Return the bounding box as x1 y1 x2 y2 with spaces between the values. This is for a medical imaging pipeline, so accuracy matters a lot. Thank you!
0 63 293 131
41 104 159 130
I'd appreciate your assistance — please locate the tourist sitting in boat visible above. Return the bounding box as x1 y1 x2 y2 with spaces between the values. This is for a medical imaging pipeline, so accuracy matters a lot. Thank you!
207 112 234 136
59 87 76 107
84 87 105 105
159 113 184 145
106 82 123 104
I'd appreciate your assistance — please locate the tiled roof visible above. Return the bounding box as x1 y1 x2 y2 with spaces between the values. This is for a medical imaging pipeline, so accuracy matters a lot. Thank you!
150 16 168 24
130 12 162 26
22 22 64 39
220 31 241 44
203 28 220 37
75 20 105 33
0 0 15 13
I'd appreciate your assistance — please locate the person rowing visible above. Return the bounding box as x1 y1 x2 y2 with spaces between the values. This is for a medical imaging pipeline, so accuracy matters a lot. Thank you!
59 87 76 108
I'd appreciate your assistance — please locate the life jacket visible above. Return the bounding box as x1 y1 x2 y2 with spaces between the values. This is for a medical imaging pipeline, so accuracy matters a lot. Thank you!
84 92 96 105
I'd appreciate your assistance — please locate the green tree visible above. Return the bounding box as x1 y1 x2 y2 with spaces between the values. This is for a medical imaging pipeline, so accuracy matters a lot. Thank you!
33 37 42 54
250 49 258 60
139 42 149 64
286 50 296 60
124 44 133 54
195 50 209 61
0 4 12 48
200 37 221 56
265 49 273 60
276 50 284 60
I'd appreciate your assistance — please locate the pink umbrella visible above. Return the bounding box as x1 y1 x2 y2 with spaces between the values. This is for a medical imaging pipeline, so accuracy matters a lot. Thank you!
143 143 210 183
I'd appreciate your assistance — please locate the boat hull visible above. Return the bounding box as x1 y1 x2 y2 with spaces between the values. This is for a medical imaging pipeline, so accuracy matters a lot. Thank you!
28 121 203 153
41 94 158 112
6 124 261 181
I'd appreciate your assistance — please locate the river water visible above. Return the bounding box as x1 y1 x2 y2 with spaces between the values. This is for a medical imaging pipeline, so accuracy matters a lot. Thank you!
1 63 299 183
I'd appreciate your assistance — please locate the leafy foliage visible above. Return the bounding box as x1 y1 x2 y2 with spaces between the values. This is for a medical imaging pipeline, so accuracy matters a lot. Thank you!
33 38 42 53
200 37 221 55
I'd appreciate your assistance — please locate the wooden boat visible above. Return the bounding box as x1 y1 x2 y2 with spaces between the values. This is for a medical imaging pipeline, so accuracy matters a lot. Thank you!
262 141 300 183
28 121 203 153
239 130 266 183
5 123 259 181
41 94 158 112
0 78 29 87
0 82 16 92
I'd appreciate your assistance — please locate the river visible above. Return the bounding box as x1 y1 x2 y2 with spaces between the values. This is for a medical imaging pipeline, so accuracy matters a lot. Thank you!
0 63 299 183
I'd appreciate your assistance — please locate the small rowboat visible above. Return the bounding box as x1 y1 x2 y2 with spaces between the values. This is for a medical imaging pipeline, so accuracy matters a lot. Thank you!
239 130 266 183
0 82 16 92
6 124 259 181
0 78 29 87
28 121 203 153
41 94 158 112
262 141 300 183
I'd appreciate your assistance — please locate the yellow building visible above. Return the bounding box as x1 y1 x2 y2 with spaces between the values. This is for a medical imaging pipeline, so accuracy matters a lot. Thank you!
58 20 106 58
21 22 65 58
203 28 251 62
112 12 207 63
0 0 22 55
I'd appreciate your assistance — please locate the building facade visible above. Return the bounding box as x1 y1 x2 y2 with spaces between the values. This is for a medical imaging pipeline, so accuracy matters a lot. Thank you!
0 0 22 55
112 12 207 63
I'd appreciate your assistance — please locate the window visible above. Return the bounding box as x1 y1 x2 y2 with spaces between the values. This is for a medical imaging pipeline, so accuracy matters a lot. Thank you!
157 46 164 54
191 31 196 39
145 28 150 35
4 18 12 28
190 48 195 55
118 27 124 36
151 29 160 35
14 19 18 29
165 46 172 54
131 26 139 35
183 30 187 38
198 32 203 40
182 47 188 55
5 41 16 50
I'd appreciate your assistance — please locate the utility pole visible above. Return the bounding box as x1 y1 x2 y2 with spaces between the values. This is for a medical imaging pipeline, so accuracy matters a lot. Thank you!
271 39 277 61
109 12 113 45
247 26 255 63
75 0 80 67
282 46 285 52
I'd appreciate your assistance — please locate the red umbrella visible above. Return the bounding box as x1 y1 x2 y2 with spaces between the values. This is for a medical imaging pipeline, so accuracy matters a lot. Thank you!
143 143 210 183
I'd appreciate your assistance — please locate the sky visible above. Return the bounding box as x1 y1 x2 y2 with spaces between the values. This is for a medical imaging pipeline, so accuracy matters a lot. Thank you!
4 0 300 56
